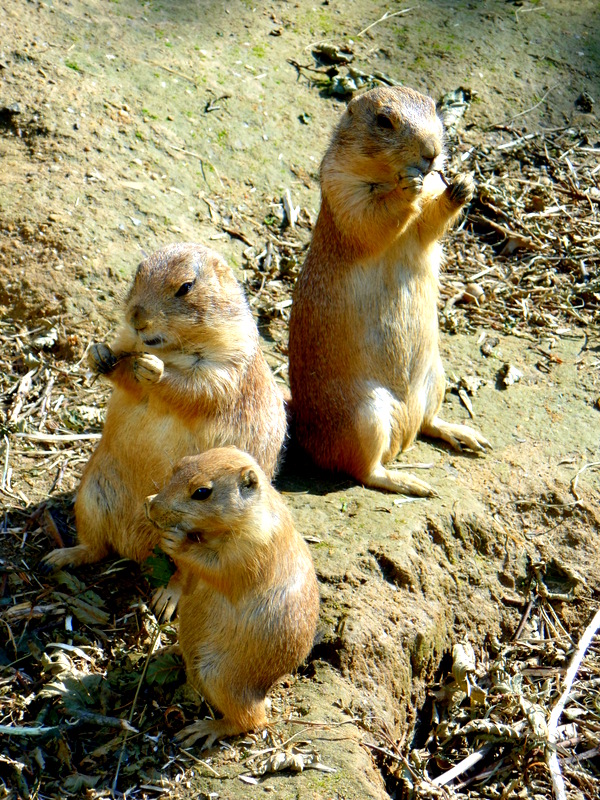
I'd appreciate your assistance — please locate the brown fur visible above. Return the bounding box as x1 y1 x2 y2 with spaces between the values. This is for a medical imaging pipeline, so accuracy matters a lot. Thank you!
145 447 319 747
42 244 287 593
288 87 490 496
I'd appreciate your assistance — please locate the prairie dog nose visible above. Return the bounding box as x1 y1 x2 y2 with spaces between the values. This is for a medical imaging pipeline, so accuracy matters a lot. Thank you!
421 138 440 162
131 304 149 331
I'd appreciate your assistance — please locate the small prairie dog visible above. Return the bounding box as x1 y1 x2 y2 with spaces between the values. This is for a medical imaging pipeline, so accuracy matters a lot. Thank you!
288 86 490 496
145 447 319 747
42 244 286 594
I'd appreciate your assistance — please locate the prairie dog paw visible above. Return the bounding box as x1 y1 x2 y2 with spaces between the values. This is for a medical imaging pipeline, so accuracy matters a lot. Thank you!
446 173 475 207
133 353 164 384
151 580 182 621
88 343 119 375
175 718 241 749
422 417 491 454
398 170 424 197
161 528 185 557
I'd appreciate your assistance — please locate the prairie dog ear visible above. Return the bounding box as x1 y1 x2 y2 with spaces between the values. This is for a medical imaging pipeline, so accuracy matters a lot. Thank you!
239 467 259 494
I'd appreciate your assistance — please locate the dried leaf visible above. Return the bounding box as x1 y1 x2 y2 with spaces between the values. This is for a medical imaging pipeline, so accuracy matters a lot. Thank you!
251 748 335 776
457 719 524 740
452 642 476 685
52 592 110 625
62 773 100 792
146 652 185 687
142 548 176 588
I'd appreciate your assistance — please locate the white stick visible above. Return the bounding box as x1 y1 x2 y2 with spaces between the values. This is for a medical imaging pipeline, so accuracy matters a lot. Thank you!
283 189 299 228
14 432 102 442
546 607 600 800
432 744 493 786
356 7 417 37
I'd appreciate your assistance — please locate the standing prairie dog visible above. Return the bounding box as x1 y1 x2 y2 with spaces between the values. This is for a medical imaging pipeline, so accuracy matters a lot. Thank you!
42 244 286 613
288 86 490 496
145 447 319 747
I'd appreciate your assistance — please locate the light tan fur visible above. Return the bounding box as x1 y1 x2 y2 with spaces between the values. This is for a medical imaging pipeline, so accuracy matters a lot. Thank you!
288 87 490 496
42 244 287 607
145 447 319 748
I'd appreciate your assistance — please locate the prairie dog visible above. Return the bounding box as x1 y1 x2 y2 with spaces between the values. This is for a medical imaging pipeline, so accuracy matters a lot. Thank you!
288 86 490 496
42 244 287 605
145 447 319 747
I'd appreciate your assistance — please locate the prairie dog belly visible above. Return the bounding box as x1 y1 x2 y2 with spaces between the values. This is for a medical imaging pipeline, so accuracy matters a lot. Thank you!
101 391 211 486
179 590 270 689
346 250 441 397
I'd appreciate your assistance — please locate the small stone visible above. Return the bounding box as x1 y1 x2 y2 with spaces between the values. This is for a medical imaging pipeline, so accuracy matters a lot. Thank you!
463 282 485 304
500 363 523 388
530 195 545 211
575 91 594 113
459 375 483 395
480 336 499 357
1 102 21 117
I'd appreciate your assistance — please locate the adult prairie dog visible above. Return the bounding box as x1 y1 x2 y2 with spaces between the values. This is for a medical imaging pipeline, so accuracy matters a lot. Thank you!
42 244 287 603
145 447 319 747
288 86 490 496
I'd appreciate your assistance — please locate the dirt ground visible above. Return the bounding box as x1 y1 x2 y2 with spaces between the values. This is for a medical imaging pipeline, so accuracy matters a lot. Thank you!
1 1 599 798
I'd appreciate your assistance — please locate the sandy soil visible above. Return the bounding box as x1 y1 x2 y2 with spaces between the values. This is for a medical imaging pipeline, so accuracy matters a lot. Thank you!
1 1 599 798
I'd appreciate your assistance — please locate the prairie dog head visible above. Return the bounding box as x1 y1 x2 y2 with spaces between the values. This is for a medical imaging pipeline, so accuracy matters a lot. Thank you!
321 86 445 196
116 243 257 365
145 448 277 563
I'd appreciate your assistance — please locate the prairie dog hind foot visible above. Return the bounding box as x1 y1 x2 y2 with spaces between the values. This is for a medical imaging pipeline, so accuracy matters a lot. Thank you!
175 705 267 749
40 542 109 574
421 416 491 453
361 464 437 497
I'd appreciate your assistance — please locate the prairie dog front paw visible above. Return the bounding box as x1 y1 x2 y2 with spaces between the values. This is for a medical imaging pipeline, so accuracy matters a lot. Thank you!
151 580 182 621
161 528 185 557
133 353 164 384
88 342 119 375
446 173 475 207
398 168 424 197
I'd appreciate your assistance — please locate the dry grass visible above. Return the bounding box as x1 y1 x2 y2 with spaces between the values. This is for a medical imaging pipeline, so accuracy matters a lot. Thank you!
442 125 600 337
368 565 600 798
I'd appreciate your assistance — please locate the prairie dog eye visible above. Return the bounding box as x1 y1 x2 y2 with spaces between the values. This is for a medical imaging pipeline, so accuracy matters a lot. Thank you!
175 280 195 298
375 113 394 130
191 486 212 501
